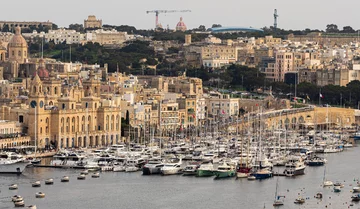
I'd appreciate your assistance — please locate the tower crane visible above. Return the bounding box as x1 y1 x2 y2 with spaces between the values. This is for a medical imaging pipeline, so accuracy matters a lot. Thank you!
274 9 279 33
146 10 191 29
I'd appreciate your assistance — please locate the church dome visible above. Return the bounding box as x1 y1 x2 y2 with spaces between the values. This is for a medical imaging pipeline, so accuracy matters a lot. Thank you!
176 17 187 32
8 27 28 48
34 59 50 79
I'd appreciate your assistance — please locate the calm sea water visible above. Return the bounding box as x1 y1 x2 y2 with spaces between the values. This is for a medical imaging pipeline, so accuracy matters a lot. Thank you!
1 144 360 209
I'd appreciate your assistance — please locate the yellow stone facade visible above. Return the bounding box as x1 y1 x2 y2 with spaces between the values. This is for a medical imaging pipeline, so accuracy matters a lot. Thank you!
24 71 122 149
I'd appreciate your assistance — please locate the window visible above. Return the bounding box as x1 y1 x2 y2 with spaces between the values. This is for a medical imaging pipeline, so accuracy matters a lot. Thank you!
19 115 24 123
62 103 66 109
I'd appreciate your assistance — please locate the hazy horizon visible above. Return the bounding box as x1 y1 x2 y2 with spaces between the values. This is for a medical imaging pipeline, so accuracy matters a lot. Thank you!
2 0 360 31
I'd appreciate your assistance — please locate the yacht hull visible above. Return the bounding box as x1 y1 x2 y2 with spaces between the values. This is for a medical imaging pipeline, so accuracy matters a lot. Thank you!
214 170 235 179
196 170 214 177
0 162 28 174
284 166 306 176
252 172 273 180
142 167 161 175
308 161 324 166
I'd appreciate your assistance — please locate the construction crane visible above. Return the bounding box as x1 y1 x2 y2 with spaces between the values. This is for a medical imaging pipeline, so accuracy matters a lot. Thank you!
274 9 279 33
146 10 191 29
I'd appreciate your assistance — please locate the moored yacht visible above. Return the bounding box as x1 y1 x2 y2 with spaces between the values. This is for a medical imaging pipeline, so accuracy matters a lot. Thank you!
284 158 306 177
196 162 215 177
142 158 163 175
0 152 28 174
214 162 236 179
251 168 273 180
160 158 183 175
307 156 325 166
183 164 199 176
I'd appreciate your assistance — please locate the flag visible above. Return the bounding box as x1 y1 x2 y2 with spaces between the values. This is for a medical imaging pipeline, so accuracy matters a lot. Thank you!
320 93 324 98
222 110 225 114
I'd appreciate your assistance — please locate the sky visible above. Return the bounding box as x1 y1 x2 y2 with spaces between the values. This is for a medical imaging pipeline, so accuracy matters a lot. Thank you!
2 0 360 31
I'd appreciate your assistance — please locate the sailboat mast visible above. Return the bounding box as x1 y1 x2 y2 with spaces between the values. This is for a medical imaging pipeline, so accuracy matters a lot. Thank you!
34 104 37 157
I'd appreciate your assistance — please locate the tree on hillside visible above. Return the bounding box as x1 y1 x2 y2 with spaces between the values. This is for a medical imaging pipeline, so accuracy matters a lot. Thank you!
69 24 84 32
326 24 339 33
212 24 222 28
342 26 355 33
198 25 206 31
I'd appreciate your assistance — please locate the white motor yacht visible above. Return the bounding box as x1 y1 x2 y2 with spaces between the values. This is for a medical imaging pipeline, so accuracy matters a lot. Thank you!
161 159 183 175
142 158 163 175
183 164 198 176
284 158 306 177
0 152 28 174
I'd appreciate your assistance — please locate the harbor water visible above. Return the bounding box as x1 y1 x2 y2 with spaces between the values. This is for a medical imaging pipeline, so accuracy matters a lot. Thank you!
1 145 360 209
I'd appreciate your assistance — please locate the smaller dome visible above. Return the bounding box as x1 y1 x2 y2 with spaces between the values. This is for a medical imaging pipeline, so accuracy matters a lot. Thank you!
176 17 187 32
8 27 28 48
34 59 50 79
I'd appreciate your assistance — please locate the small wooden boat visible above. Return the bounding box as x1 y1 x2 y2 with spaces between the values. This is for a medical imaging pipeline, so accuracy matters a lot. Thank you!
61 176 70 182
352 194 360 201
26 205 37 209
45 178 54 185
315 192 323 199
323 180 333 187
35 192 45 198
77 174 86 180
294 197 305 204
333 186 341 193
333 182 344 188
353 187 360 193
9 184 18 190
12 195 23 202
80 170 89 175
31 181 41 187
14 200 25 207
91 172 100 178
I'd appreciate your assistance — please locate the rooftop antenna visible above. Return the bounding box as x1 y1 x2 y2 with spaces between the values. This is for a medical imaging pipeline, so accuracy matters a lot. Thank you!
274 9 279 34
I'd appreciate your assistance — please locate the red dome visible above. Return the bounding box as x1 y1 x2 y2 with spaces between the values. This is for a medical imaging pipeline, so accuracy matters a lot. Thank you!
37 68 50 79
34 59 50 79
176 17 187 31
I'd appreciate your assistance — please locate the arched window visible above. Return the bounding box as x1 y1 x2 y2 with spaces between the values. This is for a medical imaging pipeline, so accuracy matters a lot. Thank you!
54 87 57 95
106 115 109 130
95 103 97 109
40 127 42 134
72 117 75 132
111 115 114 130
33 87 36 94
116 115 120 131
72 104 74 109
62 103 65 109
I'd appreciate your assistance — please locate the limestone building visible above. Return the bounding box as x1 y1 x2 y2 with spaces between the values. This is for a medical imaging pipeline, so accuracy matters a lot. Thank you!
23 70 122 149
84 15 102 29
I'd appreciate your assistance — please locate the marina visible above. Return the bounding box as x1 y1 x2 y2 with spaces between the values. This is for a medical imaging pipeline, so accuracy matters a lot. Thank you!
0 139 359 209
